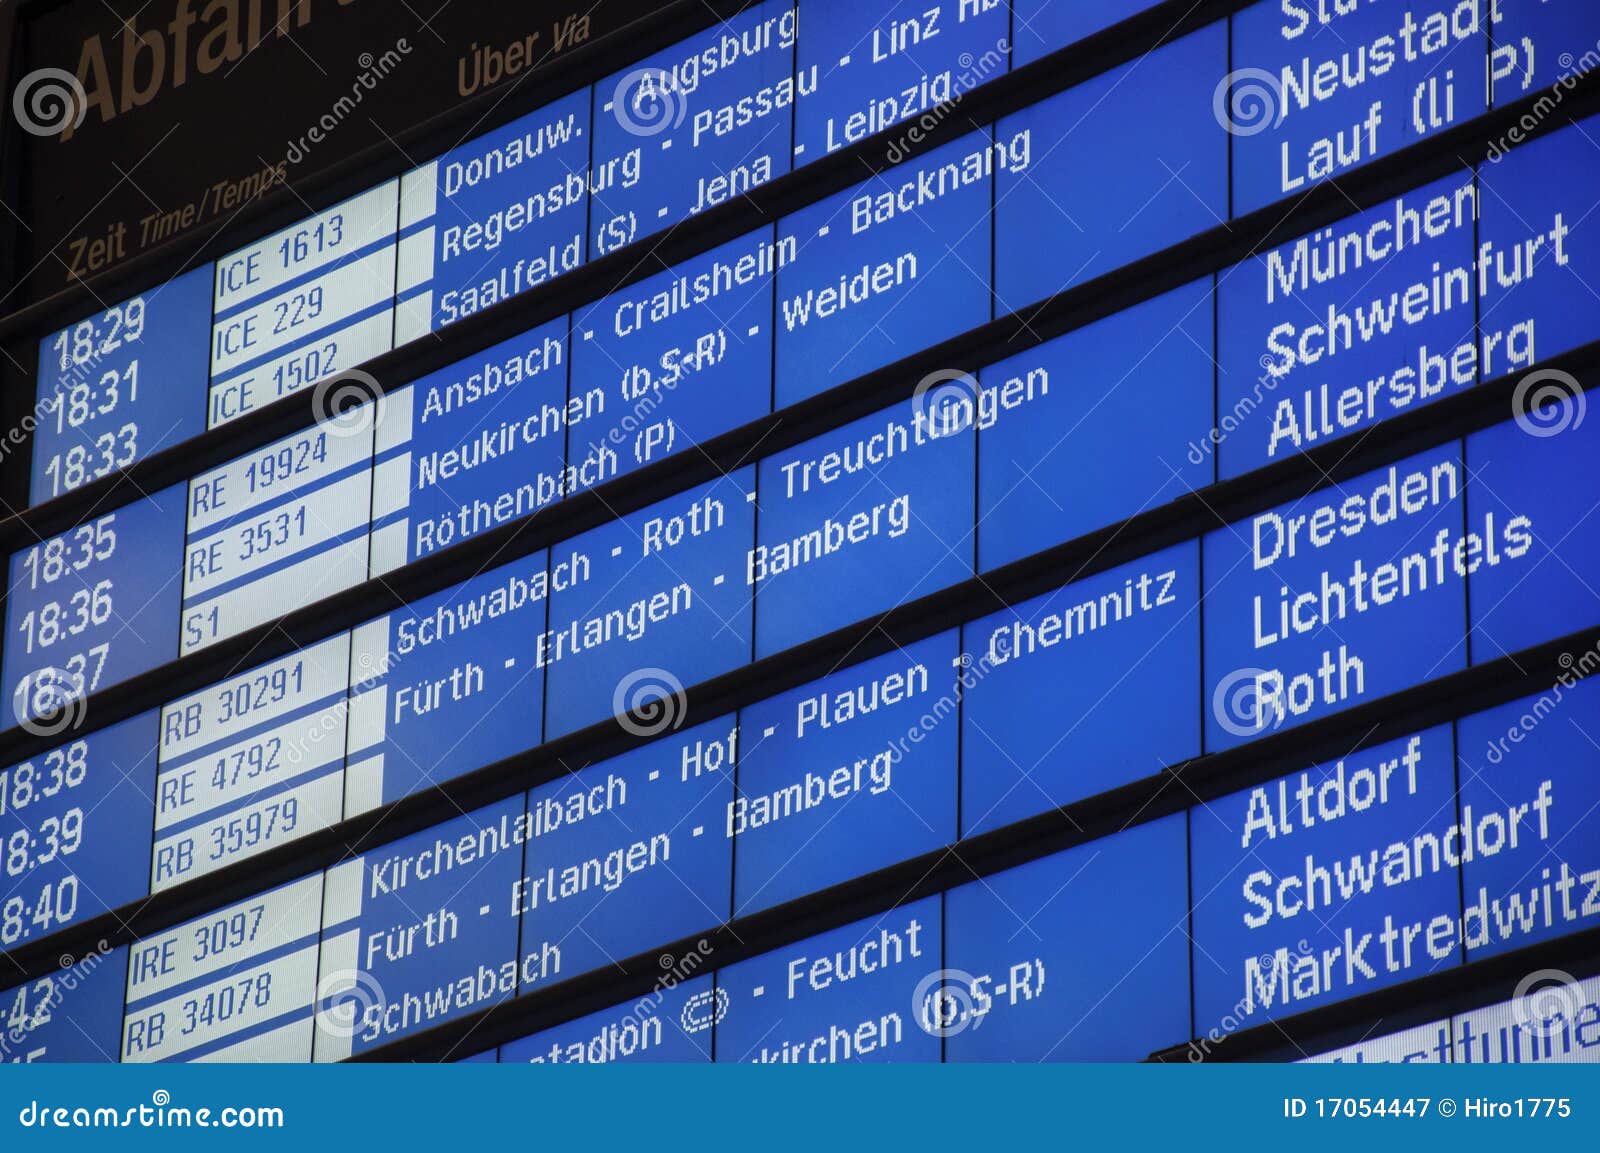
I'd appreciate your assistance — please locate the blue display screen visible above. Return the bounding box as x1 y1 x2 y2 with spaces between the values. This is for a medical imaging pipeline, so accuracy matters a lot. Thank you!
1466 410 1600 660
518 719 734 983
1 715 157 947
591 2 796 234
317 799 526 1060
1011 0 1164 65
368 321 569 577
961 542 1200 835
1456 676 1600 960
1203 445 1471 750
793 0 1010 160
978 280 1214 570
716 896 942 1062
31 268 213 505
733 632 959 912
2 948 129 1063
1478 112 1600 367
754 397 974 655
499 973 717 1063
1190 726 1462 1031
4 485 187 729
995 25 1225 305
776 131 997 406
1217 173 1490 480
394 93 589 341
945 814 1190 1060
1229 1 1488 217
571 230 779 482
542 469 756 738
345 556 552 813
1491 2 1600 103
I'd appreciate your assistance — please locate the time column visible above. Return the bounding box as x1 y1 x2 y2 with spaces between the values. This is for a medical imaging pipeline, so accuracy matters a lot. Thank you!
29 267 215 505
3 487 188 732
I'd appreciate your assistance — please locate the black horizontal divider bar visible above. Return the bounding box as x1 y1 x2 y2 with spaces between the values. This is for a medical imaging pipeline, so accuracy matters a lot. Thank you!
1148 927 1600 1064
5 325 1600 986
349 627 1600 1063
4 58 1598 765
0 0 1253 545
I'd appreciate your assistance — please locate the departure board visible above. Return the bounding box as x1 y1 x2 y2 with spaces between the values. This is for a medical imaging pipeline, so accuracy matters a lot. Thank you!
8 0 1600 1071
